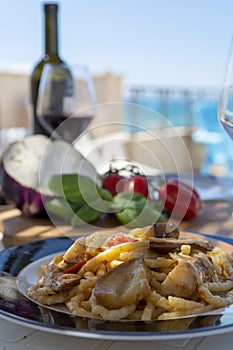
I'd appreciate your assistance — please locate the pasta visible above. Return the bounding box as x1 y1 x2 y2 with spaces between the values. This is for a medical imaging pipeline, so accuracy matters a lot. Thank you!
27 223 233 321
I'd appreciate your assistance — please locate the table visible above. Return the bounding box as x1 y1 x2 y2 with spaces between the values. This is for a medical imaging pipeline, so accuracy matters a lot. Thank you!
1 199 233 248
1 200 233 350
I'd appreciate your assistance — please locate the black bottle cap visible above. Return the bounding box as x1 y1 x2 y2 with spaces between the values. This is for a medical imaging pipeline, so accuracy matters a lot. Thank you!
44 3 58 12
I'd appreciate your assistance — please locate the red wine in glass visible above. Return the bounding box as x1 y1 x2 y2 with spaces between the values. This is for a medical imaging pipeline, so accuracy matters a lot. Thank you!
36 63 96 143
39 112 94 143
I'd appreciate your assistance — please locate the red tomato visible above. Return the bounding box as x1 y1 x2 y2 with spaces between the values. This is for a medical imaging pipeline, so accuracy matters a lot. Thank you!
102 173 125 196
102 173 149 198
106 234 138 247
158 178 202 220
129 176 149 198
118 175 149 198
63 258 87 274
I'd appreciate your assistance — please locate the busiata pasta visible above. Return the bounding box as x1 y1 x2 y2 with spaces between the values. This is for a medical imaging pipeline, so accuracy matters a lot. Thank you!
27 223 233 321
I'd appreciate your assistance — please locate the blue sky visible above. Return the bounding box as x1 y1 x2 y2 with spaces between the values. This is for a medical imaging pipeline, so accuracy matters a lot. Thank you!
1 0 233 89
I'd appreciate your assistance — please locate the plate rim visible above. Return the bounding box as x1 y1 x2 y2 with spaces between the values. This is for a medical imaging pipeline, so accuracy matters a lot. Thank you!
1 311 233 341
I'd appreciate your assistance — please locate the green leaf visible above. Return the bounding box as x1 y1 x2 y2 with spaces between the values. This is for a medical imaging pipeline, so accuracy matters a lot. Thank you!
71 198 111 226
48 174 102 204
71 206 101 226
127 203 165 228
115 200 165 228
97 187 113 201
45 198 80 222
48 174 78 195
110 192 146 212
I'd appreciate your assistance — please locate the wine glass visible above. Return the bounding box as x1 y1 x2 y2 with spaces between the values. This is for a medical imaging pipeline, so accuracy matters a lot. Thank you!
36 63 96 143
218 37 233 140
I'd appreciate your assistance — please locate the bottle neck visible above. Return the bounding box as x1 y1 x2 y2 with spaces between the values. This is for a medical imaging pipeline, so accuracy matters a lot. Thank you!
44 4 60 59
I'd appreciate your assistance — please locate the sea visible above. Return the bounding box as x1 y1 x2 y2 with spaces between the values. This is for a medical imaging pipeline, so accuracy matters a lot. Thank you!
123 93 233 177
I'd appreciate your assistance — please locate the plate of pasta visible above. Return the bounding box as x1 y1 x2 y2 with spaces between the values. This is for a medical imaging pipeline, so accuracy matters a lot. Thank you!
1 223 233 340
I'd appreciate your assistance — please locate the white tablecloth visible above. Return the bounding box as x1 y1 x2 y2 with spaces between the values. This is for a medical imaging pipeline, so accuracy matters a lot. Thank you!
0 318 233 350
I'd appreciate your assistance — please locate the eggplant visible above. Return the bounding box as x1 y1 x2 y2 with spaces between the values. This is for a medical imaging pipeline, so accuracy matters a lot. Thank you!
0 135 98 216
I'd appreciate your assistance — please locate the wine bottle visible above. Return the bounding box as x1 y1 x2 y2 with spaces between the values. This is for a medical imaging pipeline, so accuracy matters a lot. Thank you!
30 3 73 136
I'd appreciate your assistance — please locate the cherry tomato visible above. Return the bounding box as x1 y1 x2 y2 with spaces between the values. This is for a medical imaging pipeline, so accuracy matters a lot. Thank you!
102 173 125 196
117 175 149 198
129 176 149 198
158 178 202 220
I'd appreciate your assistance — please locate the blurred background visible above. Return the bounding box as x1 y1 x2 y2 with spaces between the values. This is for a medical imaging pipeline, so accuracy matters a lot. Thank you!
0 0 233 176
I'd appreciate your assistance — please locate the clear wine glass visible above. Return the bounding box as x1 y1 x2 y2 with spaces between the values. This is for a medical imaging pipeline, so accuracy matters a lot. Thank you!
36 63 96 143
218 37 233 140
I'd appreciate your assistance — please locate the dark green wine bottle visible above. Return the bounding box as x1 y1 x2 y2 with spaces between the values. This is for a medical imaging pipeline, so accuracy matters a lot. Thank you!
30 3 72 136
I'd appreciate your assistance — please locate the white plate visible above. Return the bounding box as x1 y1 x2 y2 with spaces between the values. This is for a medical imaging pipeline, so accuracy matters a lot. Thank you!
1 233 233 341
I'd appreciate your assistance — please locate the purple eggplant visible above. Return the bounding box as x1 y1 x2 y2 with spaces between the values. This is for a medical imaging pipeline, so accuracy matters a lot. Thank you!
0 135 97 216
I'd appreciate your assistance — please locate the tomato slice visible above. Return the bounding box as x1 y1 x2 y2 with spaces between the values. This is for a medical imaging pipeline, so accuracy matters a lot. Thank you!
63 258 87 274
106 234 138 247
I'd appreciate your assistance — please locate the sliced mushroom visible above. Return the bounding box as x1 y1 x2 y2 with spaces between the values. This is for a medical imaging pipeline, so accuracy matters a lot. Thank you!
153 222 180 239
94 258 151 309
149 237 213 254
62 236 86 264
43 263 80 292
160 253 218 299
160 259 198 298
178 254 218 284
